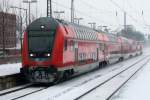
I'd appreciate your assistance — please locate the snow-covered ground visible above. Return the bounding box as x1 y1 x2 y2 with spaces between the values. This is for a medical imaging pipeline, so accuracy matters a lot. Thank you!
13 56 146 100
112 65 150 100
17 47 150 100
0 47 150 100
0 63 21 76
111 48 150 100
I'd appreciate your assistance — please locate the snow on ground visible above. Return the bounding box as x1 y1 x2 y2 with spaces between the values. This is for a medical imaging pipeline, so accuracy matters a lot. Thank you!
16 55 145 100
0 47 149 99
0 63 21 76
143 46 150 55
111 47 150 100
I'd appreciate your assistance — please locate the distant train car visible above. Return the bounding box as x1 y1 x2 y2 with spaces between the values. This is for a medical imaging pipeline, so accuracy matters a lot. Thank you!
21 17 142 83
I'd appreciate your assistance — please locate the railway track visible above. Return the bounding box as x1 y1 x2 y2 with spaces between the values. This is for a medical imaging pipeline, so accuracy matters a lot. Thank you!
0 55 148 100
75 56 150 100
0 84 49 100
15 55 148 100
0 84 32 96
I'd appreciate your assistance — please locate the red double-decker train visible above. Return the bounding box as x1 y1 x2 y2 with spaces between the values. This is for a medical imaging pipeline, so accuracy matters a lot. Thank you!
21 17 143 83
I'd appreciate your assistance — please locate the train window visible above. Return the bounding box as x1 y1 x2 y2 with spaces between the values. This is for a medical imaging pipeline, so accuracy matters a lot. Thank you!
84 31 87 40
70 40 75 51
91 33 93 40
77 30 79 39
82 31 84 40
75 29 77 37
64 39 67 51
108 35 117 42
80 30 82 36
75 41 78 48
95 33 97 40
99 43 105 51
83 31 85 40
85 30 87 40
92 32 94 40
78 30 80 39
89 31 91 40
88 32 91 40
64 26 68 34
79 30 81 39
81 30 83 40
91 32 93 40
79 30 82 39
88 32 90 40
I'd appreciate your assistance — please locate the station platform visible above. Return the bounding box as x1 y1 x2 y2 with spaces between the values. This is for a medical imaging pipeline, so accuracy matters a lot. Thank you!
0 63 26 90
0 63 21 77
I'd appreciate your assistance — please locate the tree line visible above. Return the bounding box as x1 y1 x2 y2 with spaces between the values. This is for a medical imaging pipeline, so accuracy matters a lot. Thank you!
117 25 145 42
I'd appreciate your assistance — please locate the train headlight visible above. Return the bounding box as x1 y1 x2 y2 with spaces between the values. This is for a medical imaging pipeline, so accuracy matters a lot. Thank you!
47 53 50 57
30 53 34 57
45 53 50 57
41 25 45 29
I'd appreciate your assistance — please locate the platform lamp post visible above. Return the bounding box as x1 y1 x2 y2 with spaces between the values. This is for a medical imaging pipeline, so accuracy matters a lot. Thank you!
98 25 108 32
103 26 108 32
88 22 96 29
74 18 83 25
53 11 64 19
23 0 37 24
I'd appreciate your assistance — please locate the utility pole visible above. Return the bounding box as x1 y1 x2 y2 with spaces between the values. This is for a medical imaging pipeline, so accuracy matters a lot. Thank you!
47 0 52 17
2 12 5 57
71 0 74 23
54 11 64 19
74 18 83 25
23 0 37 24
124 11 127 34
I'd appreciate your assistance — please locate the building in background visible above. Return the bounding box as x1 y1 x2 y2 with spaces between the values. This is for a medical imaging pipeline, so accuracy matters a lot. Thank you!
0 12 16 50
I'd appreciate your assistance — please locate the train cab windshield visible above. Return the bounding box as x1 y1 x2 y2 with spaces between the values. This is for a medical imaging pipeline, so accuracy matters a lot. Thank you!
26 17 59 58
28 30 55 53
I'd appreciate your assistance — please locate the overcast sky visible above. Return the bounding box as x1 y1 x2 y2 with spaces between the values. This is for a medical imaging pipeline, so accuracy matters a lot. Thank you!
4 0 150 34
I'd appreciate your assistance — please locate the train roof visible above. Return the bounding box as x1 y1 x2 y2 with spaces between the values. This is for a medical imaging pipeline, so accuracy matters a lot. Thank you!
27 17 59 31
26 17 136 43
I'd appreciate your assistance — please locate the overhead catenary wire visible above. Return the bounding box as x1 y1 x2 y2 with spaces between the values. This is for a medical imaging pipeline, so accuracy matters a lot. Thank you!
51 1 110 26
80 0 114 13
80 0 122 28
109 0 147 28
126 0 149 28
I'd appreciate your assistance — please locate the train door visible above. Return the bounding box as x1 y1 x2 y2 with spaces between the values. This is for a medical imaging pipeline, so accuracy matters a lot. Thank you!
75 41 78 63
75 48 78 62
104 43 108 61
99 43 105 61
97 47 99 61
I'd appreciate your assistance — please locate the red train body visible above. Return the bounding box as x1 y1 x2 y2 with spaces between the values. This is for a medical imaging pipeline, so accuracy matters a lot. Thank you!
21 17 143 83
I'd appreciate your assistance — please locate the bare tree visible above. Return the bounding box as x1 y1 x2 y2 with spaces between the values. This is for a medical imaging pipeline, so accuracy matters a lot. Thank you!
0 3 2 12
31 14 36 22
0 0 11 12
